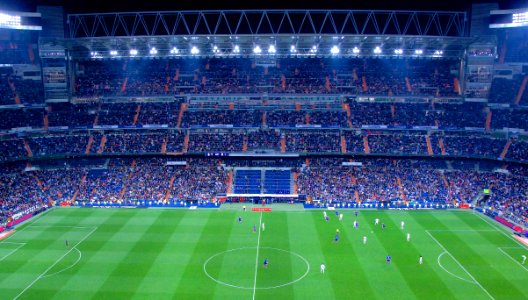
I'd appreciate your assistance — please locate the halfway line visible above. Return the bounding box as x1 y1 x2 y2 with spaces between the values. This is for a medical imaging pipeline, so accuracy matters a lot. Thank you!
252 212 263 300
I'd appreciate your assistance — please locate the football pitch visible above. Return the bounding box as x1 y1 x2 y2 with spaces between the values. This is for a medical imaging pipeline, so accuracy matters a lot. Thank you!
0 206 527 300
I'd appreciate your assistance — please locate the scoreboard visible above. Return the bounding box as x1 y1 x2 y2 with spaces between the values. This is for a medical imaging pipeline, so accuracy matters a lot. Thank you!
489 9 528 29
0 11 41 31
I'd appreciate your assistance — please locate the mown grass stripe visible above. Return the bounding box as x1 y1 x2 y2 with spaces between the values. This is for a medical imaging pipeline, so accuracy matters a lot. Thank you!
253 212 295 299
287 211 336 299
86 210 173 299
412 211 525 299
365 211 457 299
311 211 377 299
130 210 213 300
175 211 247 299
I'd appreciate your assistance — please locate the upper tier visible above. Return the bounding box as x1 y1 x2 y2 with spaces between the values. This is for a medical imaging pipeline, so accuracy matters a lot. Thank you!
74 58 459 98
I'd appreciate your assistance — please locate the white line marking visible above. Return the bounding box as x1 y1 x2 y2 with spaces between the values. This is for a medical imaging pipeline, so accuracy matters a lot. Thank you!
26 226 93 229
0 209 55 243
437 251 475 284
203 246 310 290
473 212 528 250
497 247 528 272
252 212 263 300
12 226 97 300
42 247 83 278
426 230 495 300
427 230 497 232
0 243 26 262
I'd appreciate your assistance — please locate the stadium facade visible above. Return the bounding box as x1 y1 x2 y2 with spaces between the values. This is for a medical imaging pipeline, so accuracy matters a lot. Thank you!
0 3 527 231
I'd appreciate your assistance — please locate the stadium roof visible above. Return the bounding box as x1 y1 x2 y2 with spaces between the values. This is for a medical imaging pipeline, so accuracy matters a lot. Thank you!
49 10 479 59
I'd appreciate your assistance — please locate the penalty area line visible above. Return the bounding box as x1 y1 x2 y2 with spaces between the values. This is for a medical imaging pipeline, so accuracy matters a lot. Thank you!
0 243 26 262
497 247 528 272
426 230 495 300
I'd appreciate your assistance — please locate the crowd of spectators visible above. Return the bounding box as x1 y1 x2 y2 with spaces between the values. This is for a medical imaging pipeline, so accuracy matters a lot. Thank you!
367 134 428 155
0 129 519 161
0 157 526 228
181 110 260 128
507 140 528 162
123 160 172 202
0 109 44 130
491 109 528 130
437 135 505 158
188 132 244 152
168 163 227 201
0 139 27 161
28 134 90 156
285 131 341 153
247 130 281 151
137 102 180 126
0 172 48 225
488 76 523 104
104 132 166 154
72 58 459 97
47 103 98 128
0 76 43 105
4 101 526 133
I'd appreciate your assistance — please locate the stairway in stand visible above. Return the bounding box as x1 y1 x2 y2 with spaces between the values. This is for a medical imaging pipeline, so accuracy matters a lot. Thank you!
23 139 33 157
341 135 347 154
118 160 136 202
363 136 370 154
97 135 107 154
164 175 177 202
426 136 433 156
500 140 512 160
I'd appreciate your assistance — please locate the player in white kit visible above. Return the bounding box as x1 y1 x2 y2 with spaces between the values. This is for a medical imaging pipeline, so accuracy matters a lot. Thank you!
363 236 367 244
375 218 379 225
401 221 405 230
407 233 411 242
419 255 423 265
320 263 326 273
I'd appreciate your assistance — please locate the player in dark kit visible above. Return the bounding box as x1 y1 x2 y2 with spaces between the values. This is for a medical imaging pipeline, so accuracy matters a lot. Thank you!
263 258 268 268
386 255 391 264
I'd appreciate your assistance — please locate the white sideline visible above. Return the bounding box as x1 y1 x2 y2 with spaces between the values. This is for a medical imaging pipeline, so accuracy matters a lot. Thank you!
0 243 26 262
252 212 263 300
426 230 495 300
0 208 55 243
473 212 528 250
497 247 528 272
12 226 97 300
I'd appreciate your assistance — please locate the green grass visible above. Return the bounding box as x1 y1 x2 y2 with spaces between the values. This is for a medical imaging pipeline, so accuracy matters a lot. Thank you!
0 207 527 300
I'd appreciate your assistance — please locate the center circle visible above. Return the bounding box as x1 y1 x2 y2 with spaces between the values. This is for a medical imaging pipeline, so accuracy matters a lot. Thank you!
203 246 310 290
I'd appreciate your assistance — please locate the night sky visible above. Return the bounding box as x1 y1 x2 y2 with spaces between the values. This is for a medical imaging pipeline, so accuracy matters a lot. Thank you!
0 0 524 14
